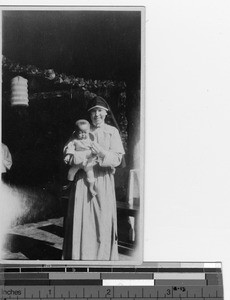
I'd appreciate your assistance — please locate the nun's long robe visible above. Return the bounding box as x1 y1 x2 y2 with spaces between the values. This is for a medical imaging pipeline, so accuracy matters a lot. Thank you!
62 123 125 260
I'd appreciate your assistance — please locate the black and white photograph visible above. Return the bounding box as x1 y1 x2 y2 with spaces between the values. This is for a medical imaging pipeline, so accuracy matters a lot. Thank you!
0 7 144 263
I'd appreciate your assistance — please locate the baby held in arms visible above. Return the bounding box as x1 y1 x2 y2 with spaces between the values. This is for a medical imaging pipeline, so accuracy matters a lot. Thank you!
64 119 97 197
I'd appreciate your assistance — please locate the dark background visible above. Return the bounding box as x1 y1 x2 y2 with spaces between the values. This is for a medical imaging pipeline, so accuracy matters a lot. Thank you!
2 10 140 82
1 10 141 230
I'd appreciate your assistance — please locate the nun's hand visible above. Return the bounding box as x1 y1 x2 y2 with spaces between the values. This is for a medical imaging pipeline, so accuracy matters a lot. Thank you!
90 142 106 158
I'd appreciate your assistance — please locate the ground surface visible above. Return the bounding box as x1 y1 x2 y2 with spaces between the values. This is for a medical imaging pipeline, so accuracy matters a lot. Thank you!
3 217 132 261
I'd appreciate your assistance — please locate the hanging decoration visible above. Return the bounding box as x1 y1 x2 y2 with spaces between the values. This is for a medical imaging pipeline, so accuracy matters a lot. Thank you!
2 55 126 90
28 89 72 100
11 76 29 106
2 55 128 152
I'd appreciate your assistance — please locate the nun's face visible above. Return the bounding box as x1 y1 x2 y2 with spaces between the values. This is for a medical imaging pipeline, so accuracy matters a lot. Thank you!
90 108 107 127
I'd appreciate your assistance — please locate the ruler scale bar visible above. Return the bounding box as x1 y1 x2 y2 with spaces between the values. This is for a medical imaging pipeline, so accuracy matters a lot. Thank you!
154 273 206 280
4 274 49 279
1 262 223 299
49 273 101 280
155 279 207 286
1 285 224 298
2 279 221 286
102 273 153 279
66 268 88 272
4 280 103 286
1 269 223 274
0 272 211 280
103 279 155 286
2 267 223 272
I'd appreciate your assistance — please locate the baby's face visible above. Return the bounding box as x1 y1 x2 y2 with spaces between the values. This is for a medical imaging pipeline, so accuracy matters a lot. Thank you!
77 131 88 140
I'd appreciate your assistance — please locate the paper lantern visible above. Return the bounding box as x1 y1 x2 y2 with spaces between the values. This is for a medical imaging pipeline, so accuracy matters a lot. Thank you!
11 76 29 106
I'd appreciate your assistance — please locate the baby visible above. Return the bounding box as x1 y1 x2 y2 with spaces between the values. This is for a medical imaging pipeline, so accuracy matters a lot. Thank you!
64 119 97 197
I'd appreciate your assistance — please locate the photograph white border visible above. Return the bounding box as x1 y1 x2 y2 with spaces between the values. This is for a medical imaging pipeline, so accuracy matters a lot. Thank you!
0 5 145 266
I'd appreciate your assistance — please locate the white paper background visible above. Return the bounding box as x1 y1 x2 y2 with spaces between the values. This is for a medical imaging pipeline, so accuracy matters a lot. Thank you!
1 0 230 298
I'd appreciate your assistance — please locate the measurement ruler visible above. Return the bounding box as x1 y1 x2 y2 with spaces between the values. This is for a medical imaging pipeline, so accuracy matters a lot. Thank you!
0 262 224 299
